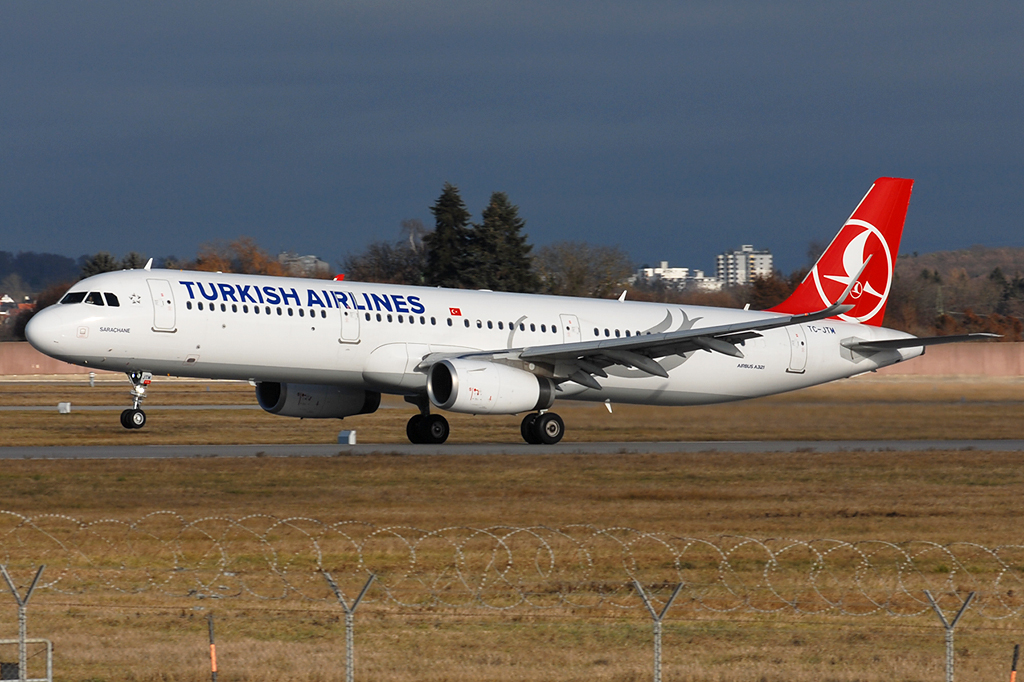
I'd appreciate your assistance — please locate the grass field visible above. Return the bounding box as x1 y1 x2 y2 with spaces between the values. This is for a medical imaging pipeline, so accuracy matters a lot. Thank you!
1 375 1023 680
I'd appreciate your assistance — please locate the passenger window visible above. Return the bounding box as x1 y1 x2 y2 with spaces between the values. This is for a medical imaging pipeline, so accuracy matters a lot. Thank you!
321 310 327 319
520 323 525 331
594 328 599 336
431 317 436 325
60 292 87 304
232 304 237 312
265 306 271 314
186 301 193 310
243 305 248 313
615 329 620 337
221 303 227 312
299 309 304 317
387 314 393 322
540 324 546 332
604 328 609 337
625 330 630 337
287 308 293 316
398 315 404 323
464 319 470 328
254 305 260 314
277 307 282 315
447 318 452 326
487 321 493 329
198 302 204 311
377 313 382 321
85 292 104 306
365 313 370 321
477 320 482 329
530 323 536 332
104 293 120 307
498 321 504 330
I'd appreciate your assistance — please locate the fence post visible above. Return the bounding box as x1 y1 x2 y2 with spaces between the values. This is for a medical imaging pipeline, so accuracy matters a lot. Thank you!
633 580 683 682
924 590 975 682
323 572 376 682
1 565 46 682
207 613 218 682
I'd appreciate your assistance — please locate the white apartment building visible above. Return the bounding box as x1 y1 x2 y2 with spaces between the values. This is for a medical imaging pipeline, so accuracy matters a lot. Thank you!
715 245 773 286
634 261 723 291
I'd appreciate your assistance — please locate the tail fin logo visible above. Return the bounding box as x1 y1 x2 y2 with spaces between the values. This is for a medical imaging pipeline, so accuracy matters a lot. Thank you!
811 219 893 323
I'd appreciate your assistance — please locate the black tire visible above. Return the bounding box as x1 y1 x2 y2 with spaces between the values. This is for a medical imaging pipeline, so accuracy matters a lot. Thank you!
535 412 564 445
521 413 542 444
120 409 134 430
406 415 426 444
423 414 449 444
129 409 146 429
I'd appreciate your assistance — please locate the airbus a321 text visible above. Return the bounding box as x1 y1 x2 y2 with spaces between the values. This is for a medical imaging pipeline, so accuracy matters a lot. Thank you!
26 178 994 444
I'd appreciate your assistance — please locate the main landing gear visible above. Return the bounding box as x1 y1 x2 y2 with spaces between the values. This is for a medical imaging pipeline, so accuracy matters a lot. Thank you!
521 412 565 445
120 371 152 430
405 395 450 444
406 414 450 444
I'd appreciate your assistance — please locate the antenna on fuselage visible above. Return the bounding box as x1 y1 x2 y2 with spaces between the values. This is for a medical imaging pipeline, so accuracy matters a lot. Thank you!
144 258 153 271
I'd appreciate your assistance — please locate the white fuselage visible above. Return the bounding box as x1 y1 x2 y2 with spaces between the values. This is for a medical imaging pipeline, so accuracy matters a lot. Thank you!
26 268 920 407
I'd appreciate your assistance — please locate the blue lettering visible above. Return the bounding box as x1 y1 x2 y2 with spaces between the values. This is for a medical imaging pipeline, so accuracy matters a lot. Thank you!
262 286 281 305
179 281 197 299
408 295 425 314
307 290 325 307
280 287 300 306
218 283 238 302
196 282 218 301
392 295 409 313
361 293 373 310
238 285 258 304
333 292 350 309
370 293 392 312
322 290 333 309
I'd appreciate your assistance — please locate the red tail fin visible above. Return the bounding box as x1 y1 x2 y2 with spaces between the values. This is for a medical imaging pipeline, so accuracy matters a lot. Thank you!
768 177 913 326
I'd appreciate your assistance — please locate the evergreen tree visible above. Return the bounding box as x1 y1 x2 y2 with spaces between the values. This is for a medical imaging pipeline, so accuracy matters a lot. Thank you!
121 252 148 269
80 252 121 278
469 192 538 293
424 183 471 288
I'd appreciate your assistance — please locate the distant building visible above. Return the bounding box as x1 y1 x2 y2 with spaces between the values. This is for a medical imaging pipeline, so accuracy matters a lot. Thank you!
278 252 332 278
633 261 723 292
716 245 773 286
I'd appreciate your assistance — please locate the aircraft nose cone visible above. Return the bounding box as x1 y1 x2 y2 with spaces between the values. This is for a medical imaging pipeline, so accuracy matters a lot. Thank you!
24 306 68 354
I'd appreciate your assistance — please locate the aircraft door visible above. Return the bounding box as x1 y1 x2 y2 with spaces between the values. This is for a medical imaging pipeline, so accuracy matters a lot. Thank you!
560 314 581 344
147 279 176 332
340 296 360 343
785 325 807 373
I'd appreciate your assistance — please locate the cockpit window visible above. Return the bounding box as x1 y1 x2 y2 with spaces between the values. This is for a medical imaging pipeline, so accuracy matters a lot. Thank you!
104 293 120 307
85 292 105 306
60 292 87 304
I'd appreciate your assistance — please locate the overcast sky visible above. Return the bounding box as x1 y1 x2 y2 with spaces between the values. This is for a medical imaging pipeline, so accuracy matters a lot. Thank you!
2 1 1022 274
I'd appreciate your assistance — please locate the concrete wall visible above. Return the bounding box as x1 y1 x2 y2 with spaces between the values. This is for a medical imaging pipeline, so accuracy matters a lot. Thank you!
0 342 116 375
2 340 1023 377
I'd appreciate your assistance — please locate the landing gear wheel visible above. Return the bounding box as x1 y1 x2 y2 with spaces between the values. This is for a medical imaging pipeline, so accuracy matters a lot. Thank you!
521 413 542 444
406 415 426 443
406 414 449 444
121 408 146 430
534 412 564 445
423 414 449 444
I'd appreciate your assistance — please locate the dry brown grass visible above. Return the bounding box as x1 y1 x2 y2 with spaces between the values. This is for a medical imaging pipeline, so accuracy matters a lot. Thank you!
1 376 1023 680
2 374 1024 445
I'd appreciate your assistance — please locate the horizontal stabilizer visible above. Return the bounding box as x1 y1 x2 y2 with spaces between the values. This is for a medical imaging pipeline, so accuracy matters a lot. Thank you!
842 333 1000 352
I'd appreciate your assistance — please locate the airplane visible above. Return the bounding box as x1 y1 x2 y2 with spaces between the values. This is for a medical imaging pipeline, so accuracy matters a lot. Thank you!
24 177 994 444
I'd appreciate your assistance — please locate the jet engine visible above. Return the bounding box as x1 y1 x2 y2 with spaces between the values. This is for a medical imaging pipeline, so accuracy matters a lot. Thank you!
256 382 381 419
427 359 555 415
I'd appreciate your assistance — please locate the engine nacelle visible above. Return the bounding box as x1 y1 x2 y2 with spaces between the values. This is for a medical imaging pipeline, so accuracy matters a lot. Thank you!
427 359 555 415
256 382 381 419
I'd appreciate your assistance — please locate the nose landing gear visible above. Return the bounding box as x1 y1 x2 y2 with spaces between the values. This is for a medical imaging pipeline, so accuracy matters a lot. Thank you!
120 371 152 430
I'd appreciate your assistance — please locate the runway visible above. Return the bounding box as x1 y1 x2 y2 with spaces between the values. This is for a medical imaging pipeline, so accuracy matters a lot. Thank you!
1 439 1022 459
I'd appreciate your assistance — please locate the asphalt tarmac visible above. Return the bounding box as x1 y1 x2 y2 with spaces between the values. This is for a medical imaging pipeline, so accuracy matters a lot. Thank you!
1 440 1022 459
